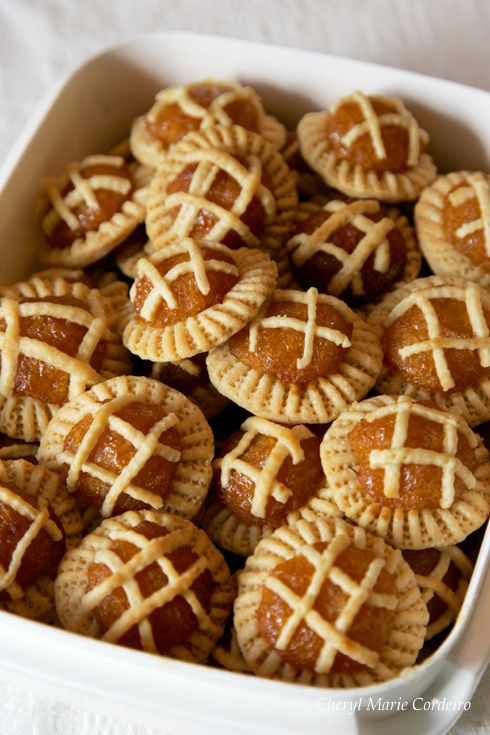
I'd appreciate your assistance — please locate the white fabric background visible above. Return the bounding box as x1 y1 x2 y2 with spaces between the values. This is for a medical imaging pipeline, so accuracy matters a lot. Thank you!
0 0 489 732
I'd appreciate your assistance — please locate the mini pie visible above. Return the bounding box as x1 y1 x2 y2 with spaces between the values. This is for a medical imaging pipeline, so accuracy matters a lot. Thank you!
0 458 83 620
55 510 234 662
234 514 428 687
206 286 383 424
298 91 437 202
402 545 472 640
415 171 490 287
287 197 420 304
200 416 326 556
368 275 490 426
320 394 490 549
130 79 286 168
37 376 214 520
145 125 297 266
39 151 148 268
0 276 131 441
118 238 277 362
150 354 229 419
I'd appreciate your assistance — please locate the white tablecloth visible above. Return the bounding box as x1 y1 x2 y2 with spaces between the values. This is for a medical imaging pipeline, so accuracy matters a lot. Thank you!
0 0 489 733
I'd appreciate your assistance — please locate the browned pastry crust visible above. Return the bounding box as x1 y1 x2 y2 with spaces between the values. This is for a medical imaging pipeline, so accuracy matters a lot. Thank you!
207 287 383 424
320 394 490 548
298 91 436 202
118 239 277 362
39 152 148 268
368 275 490 426
415 171 490 286
145 125 297 273
0 276 131 441
37 376 214 520
130 79 286 167
234 514 428 686
55 510 234 663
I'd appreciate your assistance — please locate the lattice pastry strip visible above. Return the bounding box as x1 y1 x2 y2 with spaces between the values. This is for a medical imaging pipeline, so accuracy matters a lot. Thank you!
43 155 131 235
130 80 286 168
362 396 478 507
0 297 106 401
288 199 400 297
0 483 62 598
368 276 490 426
152 82 262 124
39 152 147 268
120 239 277 363
55 510 234 663
234 514 428 687
320 394 490 549
447 172 490 250
37 375 214 521
415 172 490 289
383 280 490 392
146 125 298 260
55 393 181 516
334 92 424 167
415 548 468 611
81 521 218 648
161 150 275 248
206 288 383 425
218 417 314 520
404 545 472 640
265 534 397 673
137 238 239 321
0 277 131 442
297 94 436 203
0 459 83 619
249 287 351 371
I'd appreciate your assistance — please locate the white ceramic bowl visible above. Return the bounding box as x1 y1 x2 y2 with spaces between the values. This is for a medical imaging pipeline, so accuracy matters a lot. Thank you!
0 31 489 735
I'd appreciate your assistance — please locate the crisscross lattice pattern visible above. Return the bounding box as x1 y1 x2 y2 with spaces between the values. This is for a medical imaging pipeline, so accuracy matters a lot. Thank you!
386 281 490 391
150 81 262 129
362 395 478 507
43 155 132 235
334 91 422 166
288 199 396 296
248 287 351 369
81 514 219 648
135 239 239 320
0 296 106 401
0 483 62 599
447 173 490 254
163 148 276 247
265 534 398 673
59 394 182 516
218 416 313 519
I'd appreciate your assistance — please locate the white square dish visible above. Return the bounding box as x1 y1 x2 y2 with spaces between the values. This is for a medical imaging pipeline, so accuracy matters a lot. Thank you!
0 31 489 735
